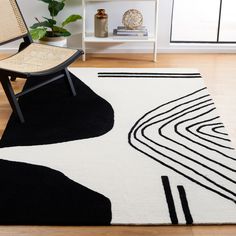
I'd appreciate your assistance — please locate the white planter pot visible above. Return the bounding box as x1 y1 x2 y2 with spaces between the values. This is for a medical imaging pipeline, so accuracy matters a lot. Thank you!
39 37 67 47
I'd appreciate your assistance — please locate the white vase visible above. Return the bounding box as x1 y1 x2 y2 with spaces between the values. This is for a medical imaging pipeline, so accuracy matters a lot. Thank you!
39 36 67 47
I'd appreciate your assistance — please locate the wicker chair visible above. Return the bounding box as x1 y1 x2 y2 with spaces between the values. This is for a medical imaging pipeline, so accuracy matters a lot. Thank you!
0 0 83 123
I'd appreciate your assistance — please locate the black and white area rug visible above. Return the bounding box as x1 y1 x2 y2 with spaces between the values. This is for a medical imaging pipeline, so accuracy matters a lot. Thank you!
0 68 236 225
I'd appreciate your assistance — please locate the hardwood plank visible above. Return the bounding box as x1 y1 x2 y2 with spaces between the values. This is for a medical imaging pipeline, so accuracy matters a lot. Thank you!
0 226 193 236
192 225 236 236
0 225 235 236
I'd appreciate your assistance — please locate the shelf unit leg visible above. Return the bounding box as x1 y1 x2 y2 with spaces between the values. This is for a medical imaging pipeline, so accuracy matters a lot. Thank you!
82 0 86 61
153 0 158 62
153 42 157 62
82 45 86 61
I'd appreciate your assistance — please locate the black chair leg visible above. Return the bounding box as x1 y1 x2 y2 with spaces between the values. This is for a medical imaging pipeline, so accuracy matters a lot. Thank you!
10 76 17 81
64 68 77 96
0 78 25 123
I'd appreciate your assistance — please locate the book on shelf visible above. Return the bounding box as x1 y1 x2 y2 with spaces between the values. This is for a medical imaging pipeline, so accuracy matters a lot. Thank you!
113 36 148 41
113 29 148 36
113 26 148 39
117 26 146 30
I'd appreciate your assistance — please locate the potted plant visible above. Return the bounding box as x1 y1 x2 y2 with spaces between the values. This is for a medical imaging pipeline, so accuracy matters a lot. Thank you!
30 0 82 47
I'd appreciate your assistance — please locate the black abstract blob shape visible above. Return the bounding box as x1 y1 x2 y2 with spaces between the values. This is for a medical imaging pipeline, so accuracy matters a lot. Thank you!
0 72 114 147
0 159 112 225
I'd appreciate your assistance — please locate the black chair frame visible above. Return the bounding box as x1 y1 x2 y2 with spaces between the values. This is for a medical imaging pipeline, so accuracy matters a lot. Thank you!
0 1 83 123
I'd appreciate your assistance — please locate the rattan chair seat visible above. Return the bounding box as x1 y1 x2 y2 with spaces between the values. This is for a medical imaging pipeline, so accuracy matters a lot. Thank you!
0 0 83 123
0 43 78 73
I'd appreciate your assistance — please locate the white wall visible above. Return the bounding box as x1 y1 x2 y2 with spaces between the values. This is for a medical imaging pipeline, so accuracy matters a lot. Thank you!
1 0 236 53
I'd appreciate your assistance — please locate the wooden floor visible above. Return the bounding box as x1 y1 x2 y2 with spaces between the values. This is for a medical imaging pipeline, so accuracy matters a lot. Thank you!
0 53 236 235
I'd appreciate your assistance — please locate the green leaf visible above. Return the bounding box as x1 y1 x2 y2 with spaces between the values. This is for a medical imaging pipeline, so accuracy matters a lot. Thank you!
43 17 57 27
52 26 71 37
30 21 51 29
52 26 66 32
48 1 65 17
54 31 71 37
62 14 82 27
30 28 47 40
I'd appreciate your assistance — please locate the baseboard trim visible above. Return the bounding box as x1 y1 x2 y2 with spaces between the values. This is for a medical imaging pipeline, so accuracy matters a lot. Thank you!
85 45 236 53
0 48 18 54
1 46 236 54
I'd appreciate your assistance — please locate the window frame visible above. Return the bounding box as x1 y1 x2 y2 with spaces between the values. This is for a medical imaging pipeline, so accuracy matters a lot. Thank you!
169 0 236 44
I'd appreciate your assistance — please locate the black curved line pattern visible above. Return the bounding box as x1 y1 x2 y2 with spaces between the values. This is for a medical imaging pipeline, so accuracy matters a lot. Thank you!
195 122 231 142
140 98 236 169
128 87 208 128
128 131 236 203
143 104 236 190
185 120 234 150
143 105 236 180
175 116 236 161
213 126 228 136
129 87 236 204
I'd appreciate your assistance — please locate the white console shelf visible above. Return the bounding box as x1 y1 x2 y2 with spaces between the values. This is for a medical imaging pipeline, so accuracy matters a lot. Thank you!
82 0 159 61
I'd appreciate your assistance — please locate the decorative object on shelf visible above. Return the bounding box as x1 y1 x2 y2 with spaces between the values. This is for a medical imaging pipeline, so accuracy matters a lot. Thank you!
113 26 148 39
30 0 82 47
94 9 108 38
122 9 143 30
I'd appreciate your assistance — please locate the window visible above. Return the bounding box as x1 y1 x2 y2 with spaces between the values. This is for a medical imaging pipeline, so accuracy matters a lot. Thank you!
171 0 236 43
219 0 236 42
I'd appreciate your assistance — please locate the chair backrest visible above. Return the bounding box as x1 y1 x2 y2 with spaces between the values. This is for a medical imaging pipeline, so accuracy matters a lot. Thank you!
0 0 28 45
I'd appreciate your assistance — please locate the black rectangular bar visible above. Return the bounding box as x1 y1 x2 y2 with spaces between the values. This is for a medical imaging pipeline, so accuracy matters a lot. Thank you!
16 74 65 98
98 76 202 78
177 185 193 225
161 176 178 224
98 72 201 76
